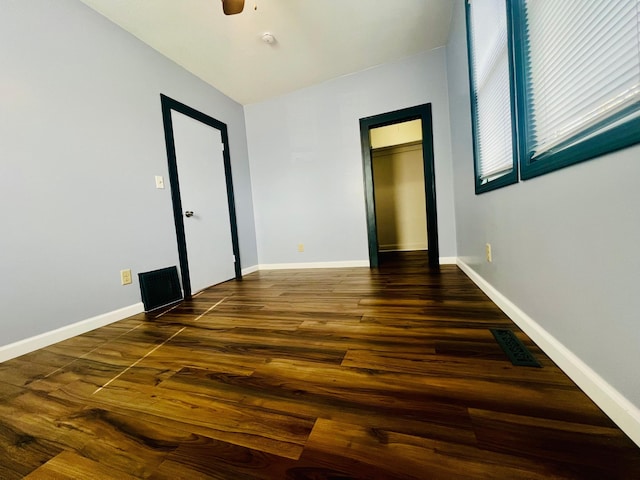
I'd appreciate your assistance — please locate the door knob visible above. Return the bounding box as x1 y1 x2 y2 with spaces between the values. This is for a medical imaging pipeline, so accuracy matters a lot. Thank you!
185 211 194 217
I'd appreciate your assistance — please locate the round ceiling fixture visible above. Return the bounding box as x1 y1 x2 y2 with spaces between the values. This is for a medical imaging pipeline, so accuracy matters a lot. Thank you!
262 32 276 44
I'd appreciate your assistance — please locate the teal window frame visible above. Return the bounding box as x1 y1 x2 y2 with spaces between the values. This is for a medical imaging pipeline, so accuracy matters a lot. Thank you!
465 0 640 188
465 0 519 194
511 0 640 179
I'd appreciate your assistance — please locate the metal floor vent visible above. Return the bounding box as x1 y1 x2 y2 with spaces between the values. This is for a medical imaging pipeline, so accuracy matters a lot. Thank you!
490 329 542 367
138 266 183 312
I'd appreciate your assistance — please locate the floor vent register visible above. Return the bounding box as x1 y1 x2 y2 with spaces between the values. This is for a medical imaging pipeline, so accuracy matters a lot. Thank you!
138 266 183 312
490 328 542 367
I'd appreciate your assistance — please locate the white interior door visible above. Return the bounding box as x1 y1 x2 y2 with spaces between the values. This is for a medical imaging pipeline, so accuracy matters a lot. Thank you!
171 110 236 294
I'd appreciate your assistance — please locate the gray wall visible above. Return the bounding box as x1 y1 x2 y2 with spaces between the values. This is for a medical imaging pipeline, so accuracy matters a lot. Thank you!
446 1 640 409
244 48 457 265
0 0 257 346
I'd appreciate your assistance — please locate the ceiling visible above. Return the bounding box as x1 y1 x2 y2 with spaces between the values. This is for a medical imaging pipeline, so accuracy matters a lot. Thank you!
78 0 454 105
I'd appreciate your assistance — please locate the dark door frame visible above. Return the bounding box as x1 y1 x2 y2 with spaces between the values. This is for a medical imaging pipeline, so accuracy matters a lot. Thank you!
359 103 439 269
160 94 242 299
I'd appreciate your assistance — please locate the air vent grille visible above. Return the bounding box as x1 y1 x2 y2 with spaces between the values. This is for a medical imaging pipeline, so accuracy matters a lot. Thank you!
490 329 542 367
138 266 182 312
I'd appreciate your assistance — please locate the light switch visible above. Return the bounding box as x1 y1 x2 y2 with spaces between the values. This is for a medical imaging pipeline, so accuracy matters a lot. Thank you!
155 175 165 189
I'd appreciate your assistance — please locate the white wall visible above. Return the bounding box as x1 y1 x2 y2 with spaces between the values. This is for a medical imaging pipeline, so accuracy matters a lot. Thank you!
245 48 457 265
0 0 257 348
446 0 640 436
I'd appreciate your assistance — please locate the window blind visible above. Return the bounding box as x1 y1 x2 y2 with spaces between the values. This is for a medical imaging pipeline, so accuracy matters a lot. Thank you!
525 0 640 158
469 0 514 182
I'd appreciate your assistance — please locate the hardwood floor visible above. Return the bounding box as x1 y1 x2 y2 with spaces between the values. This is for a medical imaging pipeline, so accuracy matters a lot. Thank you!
1 251 639 479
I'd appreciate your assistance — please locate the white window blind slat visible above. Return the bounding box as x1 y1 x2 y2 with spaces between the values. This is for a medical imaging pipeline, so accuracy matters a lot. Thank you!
469 0 514 181
529 13 637 104
525 0 640 157
530 15 637 100
531 19 637 93
537 58 639 126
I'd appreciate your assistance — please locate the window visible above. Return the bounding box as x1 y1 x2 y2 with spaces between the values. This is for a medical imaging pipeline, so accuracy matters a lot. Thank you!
465 0 518 193
465 0 640 190
512 0 640 179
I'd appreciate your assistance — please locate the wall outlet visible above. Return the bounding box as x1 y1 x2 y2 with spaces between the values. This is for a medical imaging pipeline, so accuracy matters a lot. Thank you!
485 243 492 263
120 269 132 285
298 243 304 252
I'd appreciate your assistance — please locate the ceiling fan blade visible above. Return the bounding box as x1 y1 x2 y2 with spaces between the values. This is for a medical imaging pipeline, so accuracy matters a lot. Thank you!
222 0 245 15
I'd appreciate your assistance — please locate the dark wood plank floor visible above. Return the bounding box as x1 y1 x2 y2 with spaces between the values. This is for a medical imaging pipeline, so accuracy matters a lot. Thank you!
1 251 639 479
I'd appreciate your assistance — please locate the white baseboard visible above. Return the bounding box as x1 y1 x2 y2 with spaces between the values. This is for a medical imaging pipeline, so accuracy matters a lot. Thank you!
456 259 640 448
439 256 457 265
241 265 259 276
0 303 144 363
253 257 455 270
259 260 370 270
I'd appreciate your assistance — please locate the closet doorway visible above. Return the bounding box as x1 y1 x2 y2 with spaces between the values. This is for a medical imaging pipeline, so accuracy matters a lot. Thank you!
360 104 439 269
